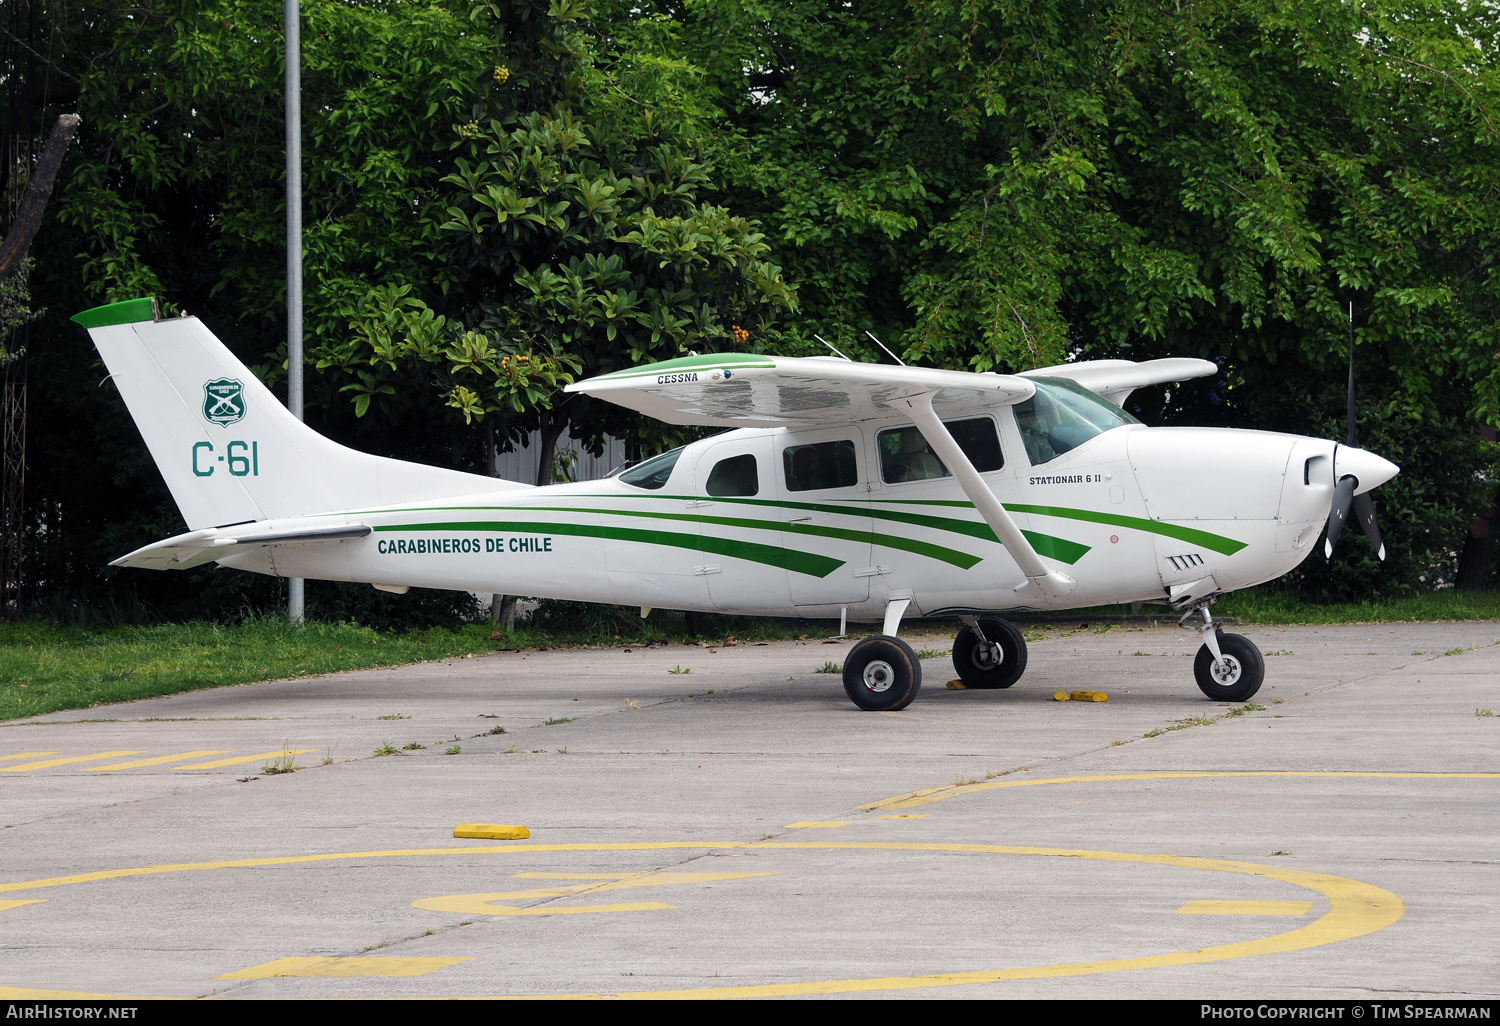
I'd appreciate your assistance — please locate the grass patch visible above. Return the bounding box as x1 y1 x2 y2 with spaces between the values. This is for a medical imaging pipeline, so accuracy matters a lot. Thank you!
0 608 822 723
261 743 299 775
1214 590 1500 625
543 717 573 726
815 661 840 674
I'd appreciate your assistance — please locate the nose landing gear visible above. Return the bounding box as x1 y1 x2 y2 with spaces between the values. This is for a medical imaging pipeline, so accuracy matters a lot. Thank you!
1185 603 1264 701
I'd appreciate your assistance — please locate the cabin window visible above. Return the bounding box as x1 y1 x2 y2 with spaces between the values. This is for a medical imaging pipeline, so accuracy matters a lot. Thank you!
877 418 1004 483
1013 378 1139 465
706 453 759 497
782 439 858 492
618 447 684 490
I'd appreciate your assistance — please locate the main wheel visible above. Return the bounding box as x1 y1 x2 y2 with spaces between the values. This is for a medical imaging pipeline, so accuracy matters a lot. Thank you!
1193 631 1265 702
952 618 1028 689
842 635 922 711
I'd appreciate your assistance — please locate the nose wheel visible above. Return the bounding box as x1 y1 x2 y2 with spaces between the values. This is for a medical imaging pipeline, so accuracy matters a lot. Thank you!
951 617 1028 689
1193 630 1264 701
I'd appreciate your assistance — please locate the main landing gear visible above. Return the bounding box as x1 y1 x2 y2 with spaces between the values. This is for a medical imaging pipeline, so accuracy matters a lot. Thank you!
841 601 1031 711
1187 603 1264 702
952 617 1028 690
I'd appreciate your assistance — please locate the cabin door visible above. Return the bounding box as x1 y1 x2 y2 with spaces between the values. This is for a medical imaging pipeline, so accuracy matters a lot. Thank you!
692 435 791 613
775 427 874 608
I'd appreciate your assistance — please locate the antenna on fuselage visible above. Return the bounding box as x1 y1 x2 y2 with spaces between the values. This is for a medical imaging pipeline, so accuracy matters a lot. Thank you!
813 334 854 361
865 330 906 367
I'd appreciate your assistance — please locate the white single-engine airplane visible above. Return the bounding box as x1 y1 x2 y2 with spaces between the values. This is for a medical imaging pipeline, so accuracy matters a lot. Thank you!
76 297 1398 711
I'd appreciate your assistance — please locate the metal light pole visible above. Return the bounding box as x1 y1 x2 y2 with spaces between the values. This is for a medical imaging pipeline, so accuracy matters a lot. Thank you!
285 0 305 625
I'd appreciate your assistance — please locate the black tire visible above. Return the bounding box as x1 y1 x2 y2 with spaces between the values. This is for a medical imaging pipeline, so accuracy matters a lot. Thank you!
951 618 1028 689
842 635 922 711
1193 631 1265 702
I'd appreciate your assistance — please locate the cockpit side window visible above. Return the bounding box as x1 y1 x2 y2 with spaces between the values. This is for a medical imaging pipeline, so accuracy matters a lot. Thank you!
1013 378 1139 465
618 447 684 490
706 453 759 497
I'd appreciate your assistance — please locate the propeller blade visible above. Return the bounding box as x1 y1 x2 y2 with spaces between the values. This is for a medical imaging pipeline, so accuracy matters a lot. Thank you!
1353 491 1385 561
1325 474 1357 558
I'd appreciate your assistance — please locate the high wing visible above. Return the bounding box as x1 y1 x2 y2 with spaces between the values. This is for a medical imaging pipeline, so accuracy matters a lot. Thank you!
565 353 1036 427
1021 358 1217 407
112 524 371 571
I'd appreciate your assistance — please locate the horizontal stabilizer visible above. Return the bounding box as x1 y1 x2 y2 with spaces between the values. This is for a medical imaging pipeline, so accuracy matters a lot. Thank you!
1022 358 1217 407
113 524 371 571
567 353 1035 427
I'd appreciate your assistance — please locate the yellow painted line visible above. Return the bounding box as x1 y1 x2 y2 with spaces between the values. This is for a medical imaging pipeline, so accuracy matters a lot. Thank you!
0 986 167 1000
80 750 230 772
173 749 317 770
0 751 145 773
218 956 474 980
0 840 1401 999
0 752 60 763
785 821 851 828
414 871 772 917
1176 900 1313 916
0 900 45 911
860 771 1500 810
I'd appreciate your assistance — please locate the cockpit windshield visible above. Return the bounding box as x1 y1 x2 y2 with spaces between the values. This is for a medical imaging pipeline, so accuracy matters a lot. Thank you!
618 447 684 490
1013 377 1139 465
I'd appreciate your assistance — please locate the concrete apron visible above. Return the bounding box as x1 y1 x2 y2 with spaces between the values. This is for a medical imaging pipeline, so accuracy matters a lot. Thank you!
0 621 1496 999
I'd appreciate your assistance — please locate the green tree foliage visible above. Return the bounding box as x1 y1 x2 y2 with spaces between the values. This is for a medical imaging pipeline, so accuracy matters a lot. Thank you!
315 4 795 470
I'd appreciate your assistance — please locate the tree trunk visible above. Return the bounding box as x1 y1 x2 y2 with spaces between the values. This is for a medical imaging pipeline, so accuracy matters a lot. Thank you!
1455 425 1497 592
1455 509 1496 591
533 408 568 487
0 114 81 281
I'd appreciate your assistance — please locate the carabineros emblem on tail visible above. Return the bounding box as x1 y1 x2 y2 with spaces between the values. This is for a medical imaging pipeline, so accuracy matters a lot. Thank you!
202 378 246 427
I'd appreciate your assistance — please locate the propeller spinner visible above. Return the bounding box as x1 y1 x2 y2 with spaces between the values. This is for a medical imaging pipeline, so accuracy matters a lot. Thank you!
1325 304 1398 560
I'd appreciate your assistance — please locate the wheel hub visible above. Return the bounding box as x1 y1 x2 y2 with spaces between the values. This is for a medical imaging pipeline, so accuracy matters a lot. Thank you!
862 659 896 693
969 641 1003 672
1208 655 1242 686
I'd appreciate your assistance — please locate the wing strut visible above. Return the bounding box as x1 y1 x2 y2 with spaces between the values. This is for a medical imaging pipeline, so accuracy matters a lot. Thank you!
898 392 1076 599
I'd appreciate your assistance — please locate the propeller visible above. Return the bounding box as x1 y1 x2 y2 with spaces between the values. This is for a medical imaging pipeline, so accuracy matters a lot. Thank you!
1325 303 1388 561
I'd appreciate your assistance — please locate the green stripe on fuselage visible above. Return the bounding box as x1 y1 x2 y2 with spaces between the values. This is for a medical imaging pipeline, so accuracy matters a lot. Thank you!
373 520 843 579
873 498 1247 555
521 505 982 570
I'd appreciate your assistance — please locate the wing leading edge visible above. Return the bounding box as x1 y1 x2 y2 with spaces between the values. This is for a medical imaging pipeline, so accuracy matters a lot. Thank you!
1021 358 1218 407
565 353 1036 427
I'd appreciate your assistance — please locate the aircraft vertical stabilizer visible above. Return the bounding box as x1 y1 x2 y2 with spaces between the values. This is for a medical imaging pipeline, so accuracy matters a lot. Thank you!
75 297 526 530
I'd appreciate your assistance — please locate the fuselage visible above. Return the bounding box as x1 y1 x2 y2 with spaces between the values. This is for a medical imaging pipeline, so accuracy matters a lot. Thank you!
217 404 1381 620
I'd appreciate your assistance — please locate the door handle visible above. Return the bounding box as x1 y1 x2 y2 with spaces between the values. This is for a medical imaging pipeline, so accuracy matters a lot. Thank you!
788 516 813 524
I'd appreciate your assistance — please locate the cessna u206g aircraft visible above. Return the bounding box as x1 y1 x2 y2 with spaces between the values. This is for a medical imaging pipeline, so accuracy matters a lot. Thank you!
75 297 1398 712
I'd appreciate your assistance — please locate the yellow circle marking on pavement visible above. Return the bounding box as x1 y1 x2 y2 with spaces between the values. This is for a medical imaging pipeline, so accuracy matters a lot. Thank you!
0 840 1400 998
860 770 1500 810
